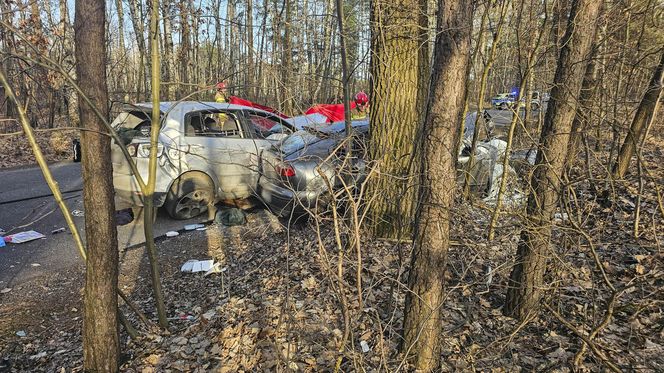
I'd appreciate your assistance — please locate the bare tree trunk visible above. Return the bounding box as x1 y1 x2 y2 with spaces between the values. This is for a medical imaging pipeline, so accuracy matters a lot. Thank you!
281 0 294 113
162 0 176 100
179 1 191 97
504 0 603 320
75 0 119 369
245 0 255 98
128 0 147 100
115 0 129 97
566 45 599 169
367 0 427 239
612 50 664 179
402 0 471 369
145 0 170 329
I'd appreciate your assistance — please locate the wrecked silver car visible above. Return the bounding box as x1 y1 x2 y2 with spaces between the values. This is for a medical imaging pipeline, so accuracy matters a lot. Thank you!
111 101 300 219
258 120 369 216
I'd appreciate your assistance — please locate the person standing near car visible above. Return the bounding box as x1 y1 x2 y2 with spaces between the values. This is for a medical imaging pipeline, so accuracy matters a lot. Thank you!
305 91 370 123
214 81 229 123
214 81 228 103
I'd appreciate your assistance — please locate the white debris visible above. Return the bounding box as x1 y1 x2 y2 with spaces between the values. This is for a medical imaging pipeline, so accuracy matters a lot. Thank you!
165 231 180 237
184 224 205 231
181 259 214 273
360 340 370 353
5 230 45 244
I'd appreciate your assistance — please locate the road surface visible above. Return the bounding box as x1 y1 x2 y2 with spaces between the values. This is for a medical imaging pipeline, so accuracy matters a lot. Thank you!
0 161 208 288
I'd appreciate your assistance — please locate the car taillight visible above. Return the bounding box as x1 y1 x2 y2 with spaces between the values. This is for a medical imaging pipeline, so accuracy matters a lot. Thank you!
276 163 295 177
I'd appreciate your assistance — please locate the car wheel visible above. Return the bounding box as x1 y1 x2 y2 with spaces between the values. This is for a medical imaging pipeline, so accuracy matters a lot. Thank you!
532 102 540 111
500 103 508 110
165 173 215 220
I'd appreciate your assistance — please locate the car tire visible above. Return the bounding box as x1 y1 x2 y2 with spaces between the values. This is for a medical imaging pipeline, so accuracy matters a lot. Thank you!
532 102 540 111
164 173 215 220
500 103 508 110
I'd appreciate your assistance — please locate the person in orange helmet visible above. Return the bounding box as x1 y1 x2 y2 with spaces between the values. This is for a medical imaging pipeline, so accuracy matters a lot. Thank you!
214 81 228 103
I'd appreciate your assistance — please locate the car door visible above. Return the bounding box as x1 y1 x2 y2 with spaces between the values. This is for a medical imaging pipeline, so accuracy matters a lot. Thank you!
182 110 255 199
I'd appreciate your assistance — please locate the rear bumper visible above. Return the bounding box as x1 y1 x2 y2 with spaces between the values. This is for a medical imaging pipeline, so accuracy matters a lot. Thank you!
113 173 167 207
258 180 322 216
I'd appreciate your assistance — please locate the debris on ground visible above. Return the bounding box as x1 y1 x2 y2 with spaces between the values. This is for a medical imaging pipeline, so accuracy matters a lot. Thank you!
114 209 134 226
214 208 246 226
71 210 84 217
3 231 45 244
179 259 224 276
50 228 66 234
165 231 179 237
184 223 205 231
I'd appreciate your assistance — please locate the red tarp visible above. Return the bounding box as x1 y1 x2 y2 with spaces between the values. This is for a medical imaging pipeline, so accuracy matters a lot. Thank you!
305 102 357 123
228 96 289 118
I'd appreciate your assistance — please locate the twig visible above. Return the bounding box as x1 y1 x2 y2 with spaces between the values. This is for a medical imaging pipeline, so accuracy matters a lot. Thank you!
543 303 622 372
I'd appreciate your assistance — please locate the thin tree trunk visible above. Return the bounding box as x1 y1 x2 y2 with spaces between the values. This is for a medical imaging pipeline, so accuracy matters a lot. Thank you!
116 0 129 96
75 0 119 369
612 50 664 179
402 0 471 369
566 45 599 169
145 0 170 329
246 0 255 98
504 0 603 320
282 0 294 113
162 0 176 100
128 0 147 100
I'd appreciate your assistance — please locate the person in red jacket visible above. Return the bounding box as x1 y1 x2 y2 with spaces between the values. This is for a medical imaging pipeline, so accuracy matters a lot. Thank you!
305 91 370 123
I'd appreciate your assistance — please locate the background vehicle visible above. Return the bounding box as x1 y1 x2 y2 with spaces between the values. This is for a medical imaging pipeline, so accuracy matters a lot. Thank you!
491 93 517 110
111 101 296 219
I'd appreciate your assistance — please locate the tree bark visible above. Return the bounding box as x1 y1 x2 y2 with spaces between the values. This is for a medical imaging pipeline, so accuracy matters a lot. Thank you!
367 0 428 239
162 0 176 100
612 50 664 179
402 0 471 370
504 0 603 320
128 0 148 101
75 0 120 369
245 0 255 98
281 0 294 113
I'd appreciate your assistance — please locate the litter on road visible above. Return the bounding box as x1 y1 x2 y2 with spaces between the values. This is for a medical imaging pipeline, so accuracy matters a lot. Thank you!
51 227 66 234
15 331 26 337
71 210 84 217
165 231 180 237
4 230 45 244
0 238 5 248
184 224 205 231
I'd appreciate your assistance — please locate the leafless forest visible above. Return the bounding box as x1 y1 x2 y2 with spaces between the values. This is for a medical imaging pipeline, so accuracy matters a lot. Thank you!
0 0 663 371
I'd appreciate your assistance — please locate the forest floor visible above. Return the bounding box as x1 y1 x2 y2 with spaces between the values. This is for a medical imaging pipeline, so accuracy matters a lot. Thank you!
0 127 77 169
1 132 663 372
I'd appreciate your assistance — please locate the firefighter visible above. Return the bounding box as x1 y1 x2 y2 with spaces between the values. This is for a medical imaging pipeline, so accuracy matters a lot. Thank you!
214 81 229 124
214 81 228 103
351 91 369 120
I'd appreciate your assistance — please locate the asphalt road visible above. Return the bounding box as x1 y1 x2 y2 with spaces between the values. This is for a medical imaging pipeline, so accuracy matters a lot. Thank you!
0 161 207 288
